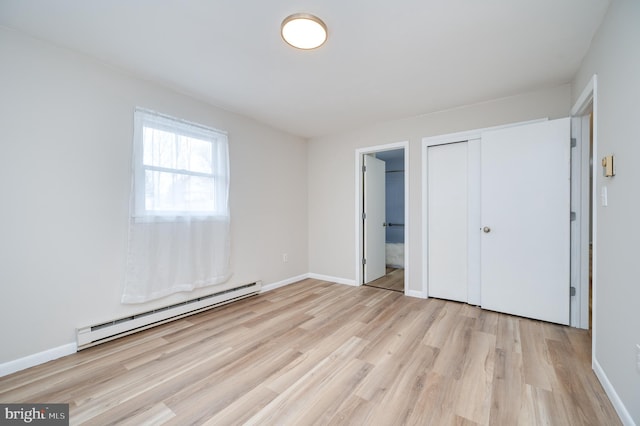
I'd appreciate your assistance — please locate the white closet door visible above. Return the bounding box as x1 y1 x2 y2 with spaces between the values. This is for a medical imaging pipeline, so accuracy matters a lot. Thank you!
428 142 468 302
480 118 571 325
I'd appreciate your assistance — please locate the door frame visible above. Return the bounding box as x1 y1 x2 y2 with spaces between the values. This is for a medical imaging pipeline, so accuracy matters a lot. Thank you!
355 141 409 293
421 119 547 301
570 75 598 334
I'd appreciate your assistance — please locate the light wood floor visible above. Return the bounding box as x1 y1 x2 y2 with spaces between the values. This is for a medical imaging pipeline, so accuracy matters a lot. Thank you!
0 279 620 425
365 267 404 293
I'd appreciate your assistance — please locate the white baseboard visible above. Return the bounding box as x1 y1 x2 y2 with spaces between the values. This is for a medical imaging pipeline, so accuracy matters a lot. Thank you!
0 343 77 378
0 273 357 377
593 357 635 426
1 274 308 377
405 289 427 299
261 273 357 293
260 274 310 293
307 273 357 286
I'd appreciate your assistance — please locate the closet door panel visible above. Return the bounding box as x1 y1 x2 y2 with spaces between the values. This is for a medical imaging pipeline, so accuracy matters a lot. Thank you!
480 118 571 325
427 142 468 302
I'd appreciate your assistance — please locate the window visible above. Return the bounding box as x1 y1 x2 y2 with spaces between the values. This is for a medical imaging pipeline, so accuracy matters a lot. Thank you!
133 108 229 219
124 108 232 303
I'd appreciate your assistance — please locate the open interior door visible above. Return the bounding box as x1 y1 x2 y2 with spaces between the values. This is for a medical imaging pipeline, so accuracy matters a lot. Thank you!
363 154 386 283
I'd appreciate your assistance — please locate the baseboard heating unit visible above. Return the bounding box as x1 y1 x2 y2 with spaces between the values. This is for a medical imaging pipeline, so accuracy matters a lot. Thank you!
76 281 261 350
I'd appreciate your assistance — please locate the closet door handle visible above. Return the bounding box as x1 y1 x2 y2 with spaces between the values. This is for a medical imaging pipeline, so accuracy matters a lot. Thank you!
483 226 491 233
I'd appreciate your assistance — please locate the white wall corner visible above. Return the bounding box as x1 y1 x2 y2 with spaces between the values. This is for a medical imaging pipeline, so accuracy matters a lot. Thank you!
0 343 77 378
307 273 357 286
592 358 636 426
260 274 311 293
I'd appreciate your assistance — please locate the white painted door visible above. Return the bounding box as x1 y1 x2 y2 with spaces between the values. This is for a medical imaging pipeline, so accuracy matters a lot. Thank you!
363 155 386 283
428 142 469 302
480 118 571 325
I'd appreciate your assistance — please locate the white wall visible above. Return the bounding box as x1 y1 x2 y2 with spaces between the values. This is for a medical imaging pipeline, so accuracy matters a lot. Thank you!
308 85 571 291
0 27 308 364
572 0 640 423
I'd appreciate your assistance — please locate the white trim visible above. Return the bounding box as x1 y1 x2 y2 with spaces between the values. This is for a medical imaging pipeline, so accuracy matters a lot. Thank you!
261 273 359 293
422 118 548 147
421 138 429 299
260 274 310 293
592 77 598 361
569 112 592 329
578 114 590 328
0 343 77 378
571 77 595 116
307 273 357 286
403 144 410 296
421 118 548 299
593 358 635 426
466 138 482 305
571 75 598 355
355 141 410 294
405 289 427 299
132 108 230 219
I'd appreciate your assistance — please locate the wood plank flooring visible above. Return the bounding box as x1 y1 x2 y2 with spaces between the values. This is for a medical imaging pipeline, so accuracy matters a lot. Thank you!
0 279 620 425
365 268 404 292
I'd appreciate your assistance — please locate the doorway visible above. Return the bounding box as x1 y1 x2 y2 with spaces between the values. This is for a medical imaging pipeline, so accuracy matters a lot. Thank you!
355 142 409 294
366 149 405 292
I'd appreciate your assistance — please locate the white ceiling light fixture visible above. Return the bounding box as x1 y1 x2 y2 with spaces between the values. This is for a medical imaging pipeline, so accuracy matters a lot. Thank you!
281 13 327 50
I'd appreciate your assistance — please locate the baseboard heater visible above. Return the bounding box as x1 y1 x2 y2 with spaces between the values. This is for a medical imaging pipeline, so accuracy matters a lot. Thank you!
76 281 261 350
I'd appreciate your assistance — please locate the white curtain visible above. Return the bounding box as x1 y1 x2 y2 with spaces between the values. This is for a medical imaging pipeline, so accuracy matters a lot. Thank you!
122 109 231 304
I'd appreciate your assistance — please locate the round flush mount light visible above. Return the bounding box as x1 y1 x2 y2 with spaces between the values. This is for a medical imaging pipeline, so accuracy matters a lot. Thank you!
281 13 327 50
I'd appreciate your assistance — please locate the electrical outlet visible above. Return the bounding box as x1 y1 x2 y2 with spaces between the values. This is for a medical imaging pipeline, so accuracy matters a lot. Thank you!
636 344 640 374
282 253 288 263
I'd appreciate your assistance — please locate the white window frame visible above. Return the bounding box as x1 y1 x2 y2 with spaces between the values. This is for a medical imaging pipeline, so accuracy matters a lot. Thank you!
132 108 229 221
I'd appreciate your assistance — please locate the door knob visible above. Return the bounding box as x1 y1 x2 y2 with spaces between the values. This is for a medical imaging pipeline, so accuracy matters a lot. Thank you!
483 226 491 233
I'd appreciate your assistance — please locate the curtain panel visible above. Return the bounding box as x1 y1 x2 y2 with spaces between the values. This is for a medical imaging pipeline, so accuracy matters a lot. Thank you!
122 108 231 304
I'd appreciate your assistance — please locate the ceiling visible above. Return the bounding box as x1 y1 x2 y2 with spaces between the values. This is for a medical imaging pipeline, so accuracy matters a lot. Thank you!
0 1 610 139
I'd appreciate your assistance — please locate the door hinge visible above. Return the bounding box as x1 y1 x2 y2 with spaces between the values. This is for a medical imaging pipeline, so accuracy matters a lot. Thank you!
571 138 577 148
570 211 577 221
362 212 366 220
362 165 367 172
570 286 576 296
362 258 367 265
